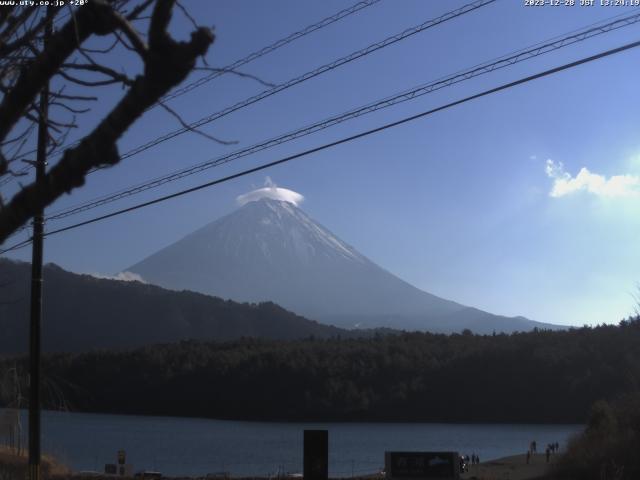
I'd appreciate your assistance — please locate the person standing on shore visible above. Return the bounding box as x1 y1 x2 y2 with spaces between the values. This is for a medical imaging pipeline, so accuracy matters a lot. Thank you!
545 446 551 463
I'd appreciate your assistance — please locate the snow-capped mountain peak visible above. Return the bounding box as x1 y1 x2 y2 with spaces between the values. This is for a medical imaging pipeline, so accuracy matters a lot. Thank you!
127 193 555 333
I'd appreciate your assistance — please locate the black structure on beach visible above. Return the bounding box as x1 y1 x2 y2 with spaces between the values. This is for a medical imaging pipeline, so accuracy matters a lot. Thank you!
303 430 328 480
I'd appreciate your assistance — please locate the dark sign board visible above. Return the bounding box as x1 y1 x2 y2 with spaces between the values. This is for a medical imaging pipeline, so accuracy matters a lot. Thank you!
385 452 460 480
303 430 328 480
105 464 117 475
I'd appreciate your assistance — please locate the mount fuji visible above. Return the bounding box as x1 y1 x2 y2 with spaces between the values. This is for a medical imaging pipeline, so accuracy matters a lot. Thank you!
128 188 559 333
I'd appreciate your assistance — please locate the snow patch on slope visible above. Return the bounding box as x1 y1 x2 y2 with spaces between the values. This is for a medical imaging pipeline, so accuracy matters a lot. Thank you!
261 199 365 264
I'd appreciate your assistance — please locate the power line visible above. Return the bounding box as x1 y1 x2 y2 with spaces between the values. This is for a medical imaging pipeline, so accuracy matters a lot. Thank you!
3 36 638 252
2 0 495 192
32 38 640 242
41 10 640 223
159 0 383 104
0 237 33 255
11 9 640 199
114 0 495 162
0 0 383 186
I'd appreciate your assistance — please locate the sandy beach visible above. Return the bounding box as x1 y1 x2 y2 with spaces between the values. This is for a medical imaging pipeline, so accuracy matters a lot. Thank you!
461 453 557 480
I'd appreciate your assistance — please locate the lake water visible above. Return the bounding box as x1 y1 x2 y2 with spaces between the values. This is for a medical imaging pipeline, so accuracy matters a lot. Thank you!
3 410 583 477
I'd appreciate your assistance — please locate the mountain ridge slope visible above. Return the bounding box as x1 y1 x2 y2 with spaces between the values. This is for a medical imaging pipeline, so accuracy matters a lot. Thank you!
0 258 347 354
128 197 560 333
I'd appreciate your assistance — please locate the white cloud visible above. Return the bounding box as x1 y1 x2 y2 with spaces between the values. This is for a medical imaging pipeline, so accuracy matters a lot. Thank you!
236 177 304 206
545 159 640 198
90 271 146 283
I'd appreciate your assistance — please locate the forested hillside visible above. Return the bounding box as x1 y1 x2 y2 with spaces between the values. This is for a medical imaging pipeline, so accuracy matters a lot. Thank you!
0 259 346 353
3 320 640 423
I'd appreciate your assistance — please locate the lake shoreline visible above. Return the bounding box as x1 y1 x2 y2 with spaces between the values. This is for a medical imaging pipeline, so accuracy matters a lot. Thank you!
1 409 580 477
21 408 585 427
1 450 558 480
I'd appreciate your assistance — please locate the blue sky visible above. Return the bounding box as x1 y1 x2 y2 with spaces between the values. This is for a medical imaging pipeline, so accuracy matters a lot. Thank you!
3 0 640 326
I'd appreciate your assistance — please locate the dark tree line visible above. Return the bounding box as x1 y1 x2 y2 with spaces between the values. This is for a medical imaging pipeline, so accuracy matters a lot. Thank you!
2 318 640 423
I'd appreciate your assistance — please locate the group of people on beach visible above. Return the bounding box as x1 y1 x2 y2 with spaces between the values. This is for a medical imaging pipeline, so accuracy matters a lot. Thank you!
525 440 560 464
459 453 480 473
545 442 560 462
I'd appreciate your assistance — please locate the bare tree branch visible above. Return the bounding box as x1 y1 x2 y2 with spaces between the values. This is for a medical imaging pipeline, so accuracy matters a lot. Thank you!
176 0 198 30
1 124 34 147
0 0 120 143
111 10 148 56
193 66 275 88
158 100 237 145
126 0 156 21
81 36 119 54
62 63 134 86
0 9 58 57
49 92 98 102
58 69 131 87
0 0 215 243
0 9 35 48
50 101 91 115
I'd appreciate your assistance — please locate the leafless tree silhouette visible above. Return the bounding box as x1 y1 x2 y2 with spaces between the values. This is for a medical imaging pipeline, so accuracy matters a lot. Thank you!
0 0 218 244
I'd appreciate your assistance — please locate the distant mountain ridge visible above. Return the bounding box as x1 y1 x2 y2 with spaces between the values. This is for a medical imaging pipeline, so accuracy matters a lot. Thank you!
0 258 347 354
128 196 561 333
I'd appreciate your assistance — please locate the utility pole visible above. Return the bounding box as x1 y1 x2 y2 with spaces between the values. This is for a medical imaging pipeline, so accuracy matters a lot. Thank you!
28 10 51 480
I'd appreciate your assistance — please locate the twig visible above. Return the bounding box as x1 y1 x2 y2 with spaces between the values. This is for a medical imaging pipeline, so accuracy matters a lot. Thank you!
193 66 275 88
62 62 134 86
58 69 129 87
176 0 198 30
158 100 237 146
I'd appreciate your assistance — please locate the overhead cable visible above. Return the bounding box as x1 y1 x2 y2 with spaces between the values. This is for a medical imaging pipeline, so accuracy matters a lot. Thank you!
43 10 640 223
0 0 384 186
30 38 640 243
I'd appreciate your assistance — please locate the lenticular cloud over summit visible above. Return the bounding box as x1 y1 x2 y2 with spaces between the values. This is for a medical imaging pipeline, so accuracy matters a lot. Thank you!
236 178 304 206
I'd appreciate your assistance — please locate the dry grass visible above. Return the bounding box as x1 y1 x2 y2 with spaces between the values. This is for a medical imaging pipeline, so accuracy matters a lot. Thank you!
548 395 640 480
0 445 70 479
